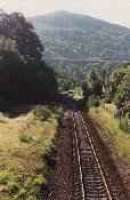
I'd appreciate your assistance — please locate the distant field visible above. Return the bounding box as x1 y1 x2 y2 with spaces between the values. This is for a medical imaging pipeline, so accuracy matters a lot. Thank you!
0 105 62 200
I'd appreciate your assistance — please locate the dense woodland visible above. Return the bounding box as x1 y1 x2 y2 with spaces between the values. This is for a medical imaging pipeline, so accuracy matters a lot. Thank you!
82 64 130 131
0 11 58 107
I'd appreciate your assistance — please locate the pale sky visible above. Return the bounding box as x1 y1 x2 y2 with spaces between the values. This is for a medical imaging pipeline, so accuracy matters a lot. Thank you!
0 0 130 28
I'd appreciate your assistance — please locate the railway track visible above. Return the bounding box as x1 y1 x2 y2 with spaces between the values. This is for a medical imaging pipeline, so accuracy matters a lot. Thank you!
72 111 126 200
44 110 127 200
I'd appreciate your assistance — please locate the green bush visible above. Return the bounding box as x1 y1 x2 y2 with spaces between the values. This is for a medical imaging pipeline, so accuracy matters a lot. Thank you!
13 175 45 200
19 134 34 143
120 113 130 133
91 96 100 107
33 106 51 121
0 171 10 184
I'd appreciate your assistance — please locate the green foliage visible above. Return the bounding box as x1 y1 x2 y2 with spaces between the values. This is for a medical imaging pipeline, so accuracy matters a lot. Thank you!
120 113 130 133
0 105 62 200
111 65 130 107
0 171 21 197
31 11 130 62
28 11 130 91
89 106 130 165
0 11 43 63
0 52 58 104
93 98 100 107
89 70 103 97
33 106 52 121
82 69 104 109
86 64 130 132
0 11 58 105
12 175 45 200
106 65 130 132
0 171 12 184
19 134 34 143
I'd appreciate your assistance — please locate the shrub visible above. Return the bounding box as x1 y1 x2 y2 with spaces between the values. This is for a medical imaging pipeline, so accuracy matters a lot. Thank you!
120 113 130 133
19 134 34 143
92 97 100 107
0 171 10 185
33 106 51 121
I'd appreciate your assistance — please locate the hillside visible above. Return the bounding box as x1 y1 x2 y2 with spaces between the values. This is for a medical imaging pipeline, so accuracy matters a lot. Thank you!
30 11 130 62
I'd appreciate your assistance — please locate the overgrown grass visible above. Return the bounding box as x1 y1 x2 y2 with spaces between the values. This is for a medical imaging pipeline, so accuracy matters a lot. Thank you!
0 105 62 200
89 105 130 164
120 113 130 133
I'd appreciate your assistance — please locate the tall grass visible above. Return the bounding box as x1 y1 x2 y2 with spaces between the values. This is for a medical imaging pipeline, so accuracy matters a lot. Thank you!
120 113 130 133
0 105 62 200
89 105 130 164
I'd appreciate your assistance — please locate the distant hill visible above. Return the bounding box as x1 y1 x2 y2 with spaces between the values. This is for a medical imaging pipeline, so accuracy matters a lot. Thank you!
29 11 130 82
30 11 130 61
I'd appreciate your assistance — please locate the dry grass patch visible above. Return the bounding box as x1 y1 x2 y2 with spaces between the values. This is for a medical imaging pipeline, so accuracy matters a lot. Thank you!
89 105 130 164
0 105 62 200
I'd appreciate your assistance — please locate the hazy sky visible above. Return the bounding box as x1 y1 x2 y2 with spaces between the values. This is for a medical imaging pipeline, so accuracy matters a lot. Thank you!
0 0 130 28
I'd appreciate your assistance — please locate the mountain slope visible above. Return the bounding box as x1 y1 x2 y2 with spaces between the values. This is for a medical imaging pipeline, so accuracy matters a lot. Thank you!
30 11 130 61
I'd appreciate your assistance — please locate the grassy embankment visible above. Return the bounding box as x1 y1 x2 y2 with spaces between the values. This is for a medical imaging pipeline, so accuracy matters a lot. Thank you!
0 105 62 200
89 104 130 164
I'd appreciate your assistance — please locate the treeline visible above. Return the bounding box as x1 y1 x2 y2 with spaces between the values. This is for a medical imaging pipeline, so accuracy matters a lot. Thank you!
0 11 57 107
82 64 130 130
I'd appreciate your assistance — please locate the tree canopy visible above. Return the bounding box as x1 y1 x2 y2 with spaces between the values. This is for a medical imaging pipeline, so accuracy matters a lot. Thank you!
0 11 57 106
111 65 130 108
0 11 43 63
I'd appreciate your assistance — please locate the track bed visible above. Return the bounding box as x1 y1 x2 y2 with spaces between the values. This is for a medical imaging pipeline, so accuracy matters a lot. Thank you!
44 110 128 200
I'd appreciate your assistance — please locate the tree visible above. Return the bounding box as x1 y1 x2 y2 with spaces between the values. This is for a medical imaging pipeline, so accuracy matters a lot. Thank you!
82 81 92 101
0 11 58 105
0 11 43 63
111 65 130 108
88 70 103 97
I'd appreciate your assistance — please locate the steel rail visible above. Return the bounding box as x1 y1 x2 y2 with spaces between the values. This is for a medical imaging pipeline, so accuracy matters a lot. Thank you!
73 111 113 200
79 111 113 200
72 112 86 200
